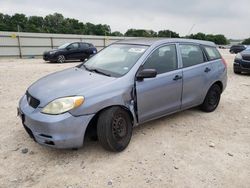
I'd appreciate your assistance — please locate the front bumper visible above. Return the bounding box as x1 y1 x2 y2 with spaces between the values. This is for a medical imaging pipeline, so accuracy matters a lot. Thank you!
234 61 250 73
18 95 94 149
43 53 57 61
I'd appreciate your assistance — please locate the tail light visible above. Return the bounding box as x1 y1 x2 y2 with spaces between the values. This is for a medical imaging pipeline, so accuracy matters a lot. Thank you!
222 58 227 68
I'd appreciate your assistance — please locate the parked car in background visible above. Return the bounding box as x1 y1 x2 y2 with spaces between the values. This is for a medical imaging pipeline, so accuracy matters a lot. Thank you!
18 38 227 152
234 46 250 74
43 42 97 63
229 45 246 54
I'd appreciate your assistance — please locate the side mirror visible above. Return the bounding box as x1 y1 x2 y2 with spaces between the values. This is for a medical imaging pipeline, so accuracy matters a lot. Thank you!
66 46 71 50
136 69 157 80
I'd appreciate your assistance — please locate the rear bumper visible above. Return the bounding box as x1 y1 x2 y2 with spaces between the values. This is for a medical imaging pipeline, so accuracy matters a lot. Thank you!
18 95 94 149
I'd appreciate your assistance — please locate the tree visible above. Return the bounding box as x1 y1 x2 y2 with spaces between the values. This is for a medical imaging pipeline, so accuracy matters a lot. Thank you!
213 34 228 45
26 16 45 33
242 38 250 45
111 31 123 36
187 33 228 45
158 30 180 38
94 24 111 36
9 13 28 32
0 11 230 43
188 32 206 40
125 29 156 37
0 13 5 31
44 13 65 33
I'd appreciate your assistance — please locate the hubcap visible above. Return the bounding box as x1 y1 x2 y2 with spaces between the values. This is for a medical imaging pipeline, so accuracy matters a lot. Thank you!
112 115 127 140
208 90 219 107
58 55 65 63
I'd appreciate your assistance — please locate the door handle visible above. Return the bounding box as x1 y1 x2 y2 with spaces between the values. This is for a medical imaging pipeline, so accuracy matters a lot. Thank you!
173 75 182 81
204 67 211 73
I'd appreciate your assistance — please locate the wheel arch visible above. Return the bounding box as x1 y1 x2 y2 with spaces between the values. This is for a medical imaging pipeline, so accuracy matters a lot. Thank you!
84 105 135 140
201 80 223 104
212 80 223 93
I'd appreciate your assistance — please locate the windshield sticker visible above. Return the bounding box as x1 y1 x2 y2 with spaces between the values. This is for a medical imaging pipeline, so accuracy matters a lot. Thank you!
128 48 146 53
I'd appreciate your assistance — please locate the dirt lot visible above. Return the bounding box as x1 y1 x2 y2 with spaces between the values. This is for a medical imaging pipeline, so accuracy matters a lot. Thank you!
0 50 249 188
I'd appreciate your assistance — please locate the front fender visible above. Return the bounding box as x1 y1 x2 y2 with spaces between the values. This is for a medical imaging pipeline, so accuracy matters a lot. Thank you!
70 85 137 124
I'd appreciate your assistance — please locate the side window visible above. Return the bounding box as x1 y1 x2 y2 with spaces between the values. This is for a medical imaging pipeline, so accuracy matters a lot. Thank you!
143 45 177 74
180 44 205 68
204 46 221 60
81 43 89 48
68 43 79 49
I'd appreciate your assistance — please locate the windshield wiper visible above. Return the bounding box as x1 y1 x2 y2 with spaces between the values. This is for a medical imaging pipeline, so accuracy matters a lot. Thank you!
89 68 111 77
82 64 111 77
82 64 91 71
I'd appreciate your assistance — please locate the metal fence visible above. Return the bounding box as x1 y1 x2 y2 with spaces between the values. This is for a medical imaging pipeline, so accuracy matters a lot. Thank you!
0 31 131 58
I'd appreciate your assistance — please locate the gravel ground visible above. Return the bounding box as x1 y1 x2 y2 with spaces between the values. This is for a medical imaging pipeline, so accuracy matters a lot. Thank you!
0 50 249 188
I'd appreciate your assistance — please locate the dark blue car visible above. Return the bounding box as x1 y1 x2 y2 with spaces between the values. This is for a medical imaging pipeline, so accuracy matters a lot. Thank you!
234 46 250 74
43 42 97 63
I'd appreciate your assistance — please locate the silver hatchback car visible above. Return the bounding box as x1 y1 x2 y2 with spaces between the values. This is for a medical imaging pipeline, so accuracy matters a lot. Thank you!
18 38 227 152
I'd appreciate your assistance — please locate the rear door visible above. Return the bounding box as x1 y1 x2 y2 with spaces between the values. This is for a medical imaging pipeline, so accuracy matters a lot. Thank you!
82 43 97 57
136 44 183 123
179 43 212 109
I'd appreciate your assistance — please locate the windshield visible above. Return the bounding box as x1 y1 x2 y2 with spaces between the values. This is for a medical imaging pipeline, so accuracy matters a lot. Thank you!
83 44 148 77
246 46 250 51
58 43 70 49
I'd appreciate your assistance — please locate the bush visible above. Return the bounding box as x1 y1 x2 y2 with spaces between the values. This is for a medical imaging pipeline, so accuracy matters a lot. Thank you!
242 38 250 45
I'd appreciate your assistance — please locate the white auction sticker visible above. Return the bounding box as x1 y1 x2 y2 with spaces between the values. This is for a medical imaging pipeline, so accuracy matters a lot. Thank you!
128 48 146 53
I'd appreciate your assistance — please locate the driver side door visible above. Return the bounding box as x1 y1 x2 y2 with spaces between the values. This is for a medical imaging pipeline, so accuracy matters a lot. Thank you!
66 42 80 60
136 44 183 123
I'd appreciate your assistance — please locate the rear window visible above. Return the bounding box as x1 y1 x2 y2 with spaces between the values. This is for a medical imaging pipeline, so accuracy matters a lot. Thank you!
204 47 221 60
80 43 90 48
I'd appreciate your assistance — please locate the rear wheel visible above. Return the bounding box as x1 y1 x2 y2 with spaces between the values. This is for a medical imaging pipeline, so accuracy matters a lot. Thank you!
200 84 221 112
57 55 65 63
97 107 132 152
80 54 89 62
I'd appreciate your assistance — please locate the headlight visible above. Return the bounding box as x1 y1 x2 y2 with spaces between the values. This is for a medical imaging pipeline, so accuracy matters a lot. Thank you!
42 96 84 115
235 53 242 60
49 51 56 55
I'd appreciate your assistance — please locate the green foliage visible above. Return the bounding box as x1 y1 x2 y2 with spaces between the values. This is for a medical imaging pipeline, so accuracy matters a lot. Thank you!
242 38 250 45
158 30 180 38
187 33 228 45
0 12 231 44
0 12 112 36
111 31 123 36
124 29 180 38
125 29 156 37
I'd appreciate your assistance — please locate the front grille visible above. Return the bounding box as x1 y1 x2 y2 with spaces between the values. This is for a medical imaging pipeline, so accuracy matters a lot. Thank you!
242 55 250 61
26 91 40 108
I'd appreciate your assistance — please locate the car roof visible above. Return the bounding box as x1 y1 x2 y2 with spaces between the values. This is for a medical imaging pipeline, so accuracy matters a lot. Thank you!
116 38 216 47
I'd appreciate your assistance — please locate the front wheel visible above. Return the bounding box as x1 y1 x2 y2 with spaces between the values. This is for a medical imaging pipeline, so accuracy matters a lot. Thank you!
57 55 65 63
200 84 221 112
97 107 132 152
234 69 241 74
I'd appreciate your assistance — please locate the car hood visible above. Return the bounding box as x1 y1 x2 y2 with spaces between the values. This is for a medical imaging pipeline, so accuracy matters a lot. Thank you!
44 49 64 54
241 50 250 56
27 67 116 107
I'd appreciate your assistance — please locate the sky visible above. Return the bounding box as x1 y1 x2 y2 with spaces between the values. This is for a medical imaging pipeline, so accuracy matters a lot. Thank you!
0 0 249 39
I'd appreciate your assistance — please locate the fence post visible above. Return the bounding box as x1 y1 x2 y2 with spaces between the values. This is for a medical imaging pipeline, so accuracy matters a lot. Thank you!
103 37 106 48
50 37 54 49
17 35 22 58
